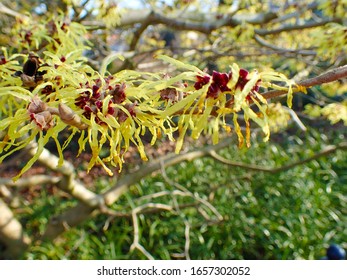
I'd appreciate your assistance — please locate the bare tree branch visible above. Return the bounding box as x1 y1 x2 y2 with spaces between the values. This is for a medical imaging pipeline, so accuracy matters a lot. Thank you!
255 18 342 36
27 143 104 208
85 9 277 33
0 3 30 21
270 1 319 24
0 175 60 188
254 34 316 56
261 64 347 101
0 198 31 259
298 65 347 87
83 4 342 37
208 142 347 173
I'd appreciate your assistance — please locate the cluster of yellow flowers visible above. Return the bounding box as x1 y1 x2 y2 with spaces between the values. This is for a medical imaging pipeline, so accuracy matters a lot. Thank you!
0 17 295 179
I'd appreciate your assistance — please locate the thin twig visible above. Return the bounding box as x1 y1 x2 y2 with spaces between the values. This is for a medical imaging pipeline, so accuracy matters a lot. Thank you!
130 202 172 260
282 106 307 131
160 160 223 221
208 142 347 173
255 18 342 36
102 201 200 220
184 220 191 260
254 34 316 56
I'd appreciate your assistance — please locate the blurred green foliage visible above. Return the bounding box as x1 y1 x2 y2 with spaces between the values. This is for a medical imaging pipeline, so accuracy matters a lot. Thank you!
22 127 346 260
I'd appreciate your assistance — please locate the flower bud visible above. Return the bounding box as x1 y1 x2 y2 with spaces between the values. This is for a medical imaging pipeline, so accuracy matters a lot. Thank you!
58 103 88 130
23 53 40 76
27 95 48 113
30 111 54 130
